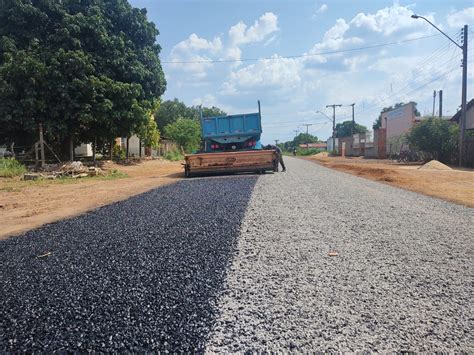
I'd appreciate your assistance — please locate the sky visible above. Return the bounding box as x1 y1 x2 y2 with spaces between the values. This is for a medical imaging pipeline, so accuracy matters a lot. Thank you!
129 0 473 144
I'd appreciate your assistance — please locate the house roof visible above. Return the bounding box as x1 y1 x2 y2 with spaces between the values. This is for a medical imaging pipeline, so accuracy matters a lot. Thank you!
451 98 474 123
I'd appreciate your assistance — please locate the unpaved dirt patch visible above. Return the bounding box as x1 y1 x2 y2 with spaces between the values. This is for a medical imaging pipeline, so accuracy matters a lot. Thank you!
0 159 183 239
305 155 474 207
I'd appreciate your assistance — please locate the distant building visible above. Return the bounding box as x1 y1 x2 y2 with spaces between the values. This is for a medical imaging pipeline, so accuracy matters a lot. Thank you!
326 137 339 153
380 102 418 155
451 98 474 130
298 142 327 150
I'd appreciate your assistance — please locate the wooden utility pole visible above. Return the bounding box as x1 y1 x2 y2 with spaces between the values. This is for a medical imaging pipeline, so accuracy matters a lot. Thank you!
350 103 356 136
439 90 443 118
432 90 436 117
38 123 45 168
326 104 342 155
302 124 313 149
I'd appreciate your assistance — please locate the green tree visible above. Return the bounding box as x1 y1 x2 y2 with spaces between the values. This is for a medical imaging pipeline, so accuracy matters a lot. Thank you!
292 133 319 147
138 114 161 149
335 121 368 138
0 0 166 157
406 117 458 163
156 99 227 131
164 118 201 153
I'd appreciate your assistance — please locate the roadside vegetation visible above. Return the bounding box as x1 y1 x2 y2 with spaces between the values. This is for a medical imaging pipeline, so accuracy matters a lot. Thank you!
164 149 185 161
0 158 26 177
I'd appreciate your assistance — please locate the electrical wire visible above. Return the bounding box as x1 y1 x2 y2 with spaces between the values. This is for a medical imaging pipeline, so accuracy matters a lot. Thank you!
162 33 444 64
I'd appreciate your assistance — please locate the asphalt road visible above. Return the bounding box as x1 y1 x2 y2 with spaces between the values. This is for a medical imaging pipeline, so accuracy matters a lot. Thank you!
1 157 473 352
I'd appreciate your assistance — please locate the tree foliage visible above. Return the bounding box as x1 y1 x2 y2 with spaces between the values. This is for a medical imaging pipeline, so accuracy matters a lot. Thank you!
406 117 458 163
0 0 166 156
334 120 368 138
292 133 319 146
155 98 226 131
164 118 201 153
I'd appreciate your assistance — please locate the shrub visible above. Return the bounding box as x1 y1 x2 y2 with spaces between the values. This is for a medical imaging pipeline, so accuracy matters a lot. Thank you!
164 149 184 161
0 158 27 177
296 148 321 156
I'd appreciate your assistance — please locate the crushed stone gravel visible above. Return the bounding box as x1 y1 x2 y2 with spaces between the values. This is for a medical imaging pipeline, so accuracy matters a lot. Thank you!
1 176 257 353
206 157 473 353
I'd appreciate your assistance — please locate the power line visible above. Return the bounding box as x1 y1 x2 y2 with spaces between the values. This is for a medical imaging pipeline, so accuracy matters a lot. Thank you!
163 33 443 64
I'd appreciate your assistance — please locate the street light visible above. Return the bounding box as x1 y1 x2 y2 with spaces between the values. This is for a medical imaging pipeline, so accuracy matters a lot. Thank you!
411 14 468 166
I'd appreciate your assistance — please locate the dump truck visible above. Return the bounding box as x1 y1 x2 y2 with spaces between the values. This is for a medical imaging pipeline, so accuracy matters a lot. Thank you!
184 101 278 177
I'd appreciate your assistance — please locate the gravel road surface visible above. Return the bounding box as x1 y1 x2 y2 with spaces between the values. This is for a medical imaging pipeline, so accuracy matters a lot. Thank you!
206 157 473 353
1 157 472 352
1 176 257 352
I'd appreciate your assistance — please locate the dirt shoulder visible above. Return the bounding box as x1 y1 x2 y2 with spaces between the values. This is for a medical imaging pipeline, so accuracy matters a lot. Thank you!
304 154 474 208
0 159 183 239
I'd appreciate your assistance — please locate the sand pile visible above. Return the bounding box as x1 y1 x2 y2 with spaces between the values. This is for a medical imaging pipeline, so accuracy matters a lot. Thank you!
315 151 330 157
418 160 452 171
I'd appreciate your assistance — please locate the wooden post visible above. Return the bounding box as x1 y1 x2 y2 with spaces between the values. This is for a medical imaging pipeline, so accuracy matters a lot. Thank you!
39 123 45 168
139 138 142 158
69 136 74 162
35 142 39 168
126 137 129 160
109 140 113 160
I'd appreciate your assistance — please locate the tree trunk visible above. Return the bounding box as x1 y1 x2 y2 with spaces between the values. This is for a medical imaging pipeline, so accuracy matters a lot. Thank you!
109 140 113 160
139 138 142 158
69 136 74 162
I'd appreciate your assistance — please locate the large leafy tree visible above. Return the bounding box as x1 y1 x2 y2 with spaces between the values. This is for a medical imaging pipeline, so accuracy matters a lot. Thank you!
0 0 166 157
292 133 319 147
155 98 227 132
335 121 368 138
406 117 458 163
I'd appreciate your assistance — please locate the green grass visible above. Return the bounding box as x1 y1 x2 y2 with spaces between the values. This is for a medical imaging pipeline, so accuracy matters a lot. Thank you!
0 158 27 177
164 149 184 161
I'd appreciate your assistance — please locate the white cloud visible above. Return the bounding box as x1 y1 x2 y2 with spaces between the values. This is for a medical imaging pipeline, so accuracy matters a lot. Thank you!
172 33 222 54
343 55 368 71
446 7 474 28
229 12 279 45
222 55 303 93
316 4 328 14
350 3 434 36
192 94 217 107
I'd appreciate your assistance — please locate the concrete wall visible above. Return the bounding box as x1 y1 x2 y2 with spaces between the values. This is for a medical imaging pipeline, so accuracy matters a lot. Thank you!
381 102 416 139
467 106 474 130
74 143 93 157
326 137 339 154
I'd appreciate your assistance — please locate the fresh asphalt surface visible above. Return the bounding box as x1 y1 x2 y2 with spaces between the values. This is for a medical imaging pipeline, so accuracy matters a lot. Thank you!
1 157 473 352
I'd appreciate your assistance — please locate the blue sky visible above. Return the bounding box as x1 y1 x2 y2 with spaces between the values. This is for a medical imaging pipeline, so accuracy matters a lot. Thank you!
129 0 473 143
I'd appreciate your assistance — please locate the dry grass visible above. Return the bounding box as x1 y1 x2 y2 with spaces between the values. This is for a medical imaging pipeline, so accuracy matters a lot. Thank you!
305 153 474 208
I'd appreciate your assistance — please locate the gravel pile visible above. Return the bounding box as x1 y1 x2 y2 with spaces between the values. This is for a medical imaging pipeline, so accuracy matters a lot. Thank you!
206 157 473 353
1 176 258 352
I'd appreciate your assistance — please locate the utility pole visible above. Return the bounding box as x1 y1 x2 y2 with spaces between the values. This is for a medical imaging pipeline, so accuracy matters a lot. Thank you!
432 90 436 117
301 124 313 149
439 90 443 118
460 25 468 166
350 103 356 136
326 104 342 155
274 139 279 146
411 15 468 166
